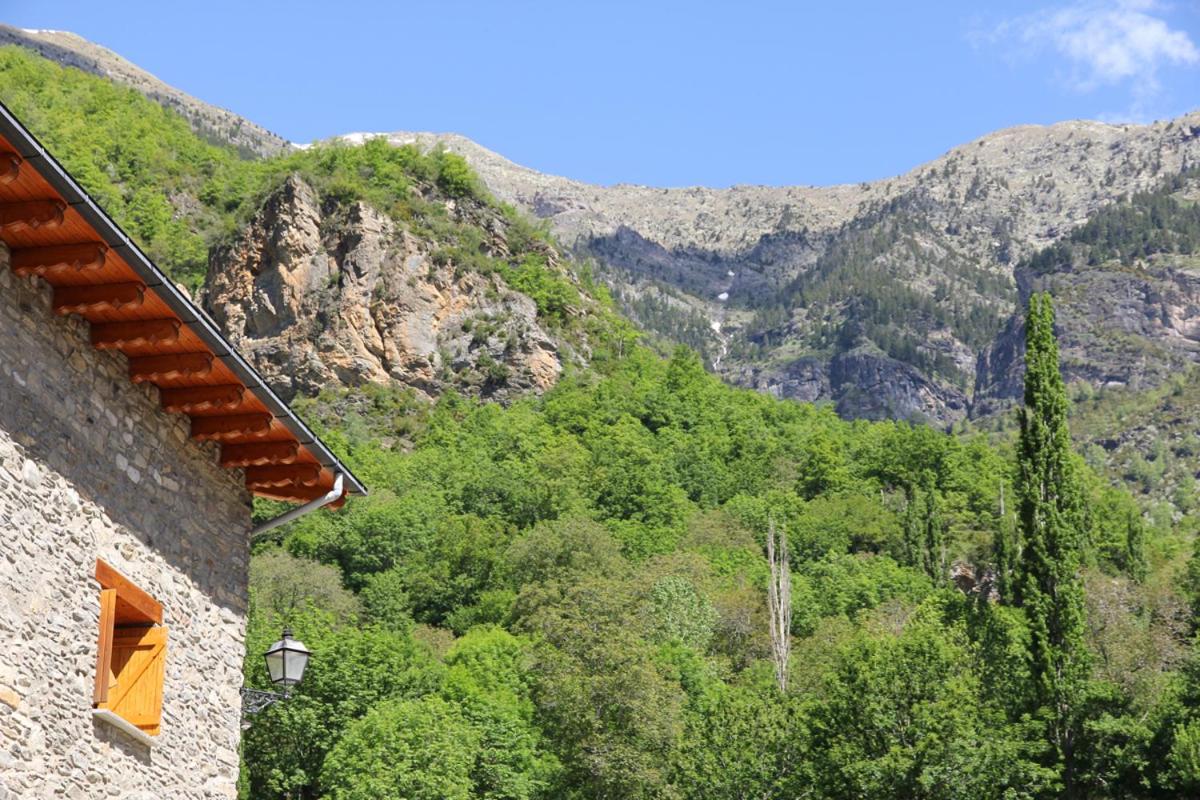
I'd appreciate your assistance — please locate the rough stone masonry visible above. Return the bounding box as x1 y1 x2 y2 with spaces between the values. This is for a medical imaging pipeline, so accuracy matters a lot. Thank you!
0 241 254 799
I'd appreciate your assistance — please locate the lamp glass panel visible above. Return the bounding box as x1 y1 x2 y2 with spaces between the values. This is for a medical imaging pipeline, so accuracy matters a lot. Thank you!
281 648 308 685
265 649 285 684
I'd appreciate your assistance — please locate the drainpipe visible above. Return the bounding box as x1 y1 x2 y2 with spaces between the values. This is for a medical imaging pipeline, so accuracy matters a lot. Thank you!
250 473 345 540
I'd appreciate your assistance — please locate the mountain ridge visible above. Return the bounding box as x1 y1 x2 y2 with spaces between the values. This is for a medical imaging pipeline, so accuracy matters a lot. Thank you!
8 24 1200 424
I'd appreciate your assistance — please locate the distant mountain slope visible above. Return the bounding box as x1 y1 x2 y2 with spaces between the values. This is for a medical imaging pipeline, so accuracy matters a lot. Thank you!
0 24 292 157
353 116 1200 423
10 25 1200 424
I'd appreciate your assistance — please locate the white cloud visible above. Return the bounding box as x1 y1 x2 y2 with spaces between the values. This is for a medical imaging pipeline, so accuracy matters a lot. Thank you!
984 0 1198 117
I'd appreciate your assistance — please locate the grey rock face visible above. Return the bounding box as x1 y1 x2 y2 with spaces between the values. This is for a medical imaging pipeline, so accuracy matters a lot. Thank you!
202 175 563 401
975 252 1200 415
830 346 968 424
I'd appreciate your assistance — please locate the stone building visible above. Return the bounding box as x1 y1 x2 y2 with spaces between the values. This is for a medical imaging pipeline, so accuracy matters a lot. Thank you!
0 104 366 797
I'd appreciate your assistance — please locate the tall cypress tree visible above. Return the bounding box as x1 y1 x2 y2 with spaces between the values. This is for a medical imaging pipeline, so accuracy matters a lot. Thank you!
1014 292 1089 796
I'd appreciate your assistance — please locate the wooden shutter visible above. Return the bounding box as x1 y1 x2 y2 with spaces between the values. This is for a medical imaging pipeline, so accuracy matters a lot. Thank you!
93 589 117 705
98 625 168 735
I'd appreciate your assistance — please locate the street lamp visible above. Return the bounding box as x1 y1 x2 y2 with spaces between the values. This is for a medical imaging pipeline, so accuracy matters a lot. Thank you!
241 627 311 721
264 628 311 689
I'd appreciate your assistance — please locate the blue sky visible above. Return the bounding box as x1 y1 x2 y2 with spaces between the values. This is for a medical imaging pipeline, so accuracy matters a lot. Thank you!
5 0 1199 187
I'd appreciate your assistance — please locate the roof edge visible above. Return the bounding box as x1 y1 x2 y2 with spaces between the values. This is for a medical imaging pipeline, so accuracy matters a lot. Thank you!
0 100 367 497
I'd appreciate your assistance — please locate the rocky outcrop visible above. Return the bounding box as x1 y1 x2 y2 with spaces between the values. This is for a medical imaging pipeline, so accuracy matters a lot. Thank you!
201 175 562 401
975 251 1200 416
829 346 968 423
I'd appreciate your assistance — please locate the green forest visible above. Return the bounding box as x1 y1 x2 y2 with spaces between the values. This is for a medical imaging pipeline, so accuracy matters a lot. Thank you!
5 43 1200 800
238 301 1200 800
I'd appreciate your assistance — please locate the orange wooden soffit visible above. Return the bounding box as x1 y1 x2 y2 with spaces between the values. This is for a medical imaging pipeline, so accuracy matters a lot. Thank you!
160 384 245 414
11 242 108 277
255 484 347 509
54 282 146 315
0 151 21 184
244 463 323 489
190 413 273 442
0 199 65 232
91 319 182 350
128 352 214 383
220 441 300 467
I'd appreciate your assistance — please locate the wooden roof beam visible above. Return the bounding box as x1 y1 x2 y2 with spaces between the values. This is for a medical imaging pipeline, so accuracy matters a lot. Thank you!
91 318 181 350
0 151 21 184
0 199 66 232
160 384 245 414
219 441 300 468
190 413 273 442
12 242 108 278
253 484 347 509
53 282 145 315
244 463 322 489
128 352 214 384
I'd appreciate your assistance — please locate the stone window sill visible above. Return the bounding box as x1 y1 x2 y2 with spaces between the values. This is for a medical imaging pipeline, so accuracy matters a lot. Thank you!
93 708 159 749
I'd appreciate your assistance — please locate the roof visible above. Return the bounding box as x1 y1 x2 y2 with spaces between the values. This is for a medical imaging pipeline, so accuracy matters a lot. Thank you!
0 100 367 504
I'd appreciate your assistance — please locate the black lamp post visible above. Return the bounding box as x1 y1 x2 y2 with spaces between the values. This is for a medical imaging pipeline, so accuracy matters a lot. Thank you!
241 628 311 720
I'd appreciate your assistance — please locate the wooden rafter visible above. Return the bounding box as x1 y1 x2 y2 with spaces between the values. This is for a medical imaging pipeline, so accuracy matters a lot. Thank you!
244 463 322 489
128 352 214 384
220 441 300 467
91 318 182 350
53 282 145 315
190 413 273 442
254 485 346 509
0 151 21 184
11 242 108 277
159 384 245 414
0 199 66 232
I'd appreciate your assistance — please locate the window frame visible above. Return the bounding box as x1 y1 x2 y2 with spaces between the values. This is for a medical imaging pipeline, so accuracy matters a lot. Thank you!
93 559 168 739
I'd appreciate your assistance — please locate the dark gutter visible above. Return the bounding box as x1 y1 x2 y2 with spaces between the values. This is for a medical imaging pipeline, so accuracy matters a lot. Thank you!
0 100 367 497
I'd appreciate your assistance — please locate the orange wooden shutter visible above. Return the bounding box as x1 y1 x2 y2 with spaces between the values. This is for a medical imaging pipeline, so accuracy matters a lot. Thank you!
99 625 168 735
93 589 117 705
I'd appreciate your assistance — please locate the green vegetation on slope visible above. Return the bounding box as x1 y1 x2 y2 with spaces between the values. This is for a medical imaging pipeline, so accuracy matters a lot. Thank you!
237 333 1197 799
1026 170 1200 274
0 45 608 351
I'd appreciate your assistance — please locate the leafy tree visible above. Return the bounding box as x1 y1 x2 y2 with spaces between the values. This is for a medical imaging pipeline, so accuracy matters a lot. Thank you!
810 607 1054 800
249 549 360 625
321 696 480 800
1014 292 1090 794
672 682 811 799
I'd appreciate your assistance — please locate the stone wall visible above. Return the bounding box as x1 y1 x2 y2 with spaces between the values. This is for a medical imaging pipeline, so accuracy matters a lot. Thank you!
0 244 254 799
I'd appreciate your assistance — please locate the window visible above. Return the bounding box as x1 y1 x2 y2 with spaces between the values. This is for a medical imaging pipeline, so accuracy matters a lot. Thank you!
93 559 168 738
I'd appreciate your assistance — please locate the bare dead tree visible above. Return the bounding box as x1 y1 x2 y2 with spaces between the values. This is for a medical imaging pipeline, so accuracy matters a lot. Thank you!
766 517 792 693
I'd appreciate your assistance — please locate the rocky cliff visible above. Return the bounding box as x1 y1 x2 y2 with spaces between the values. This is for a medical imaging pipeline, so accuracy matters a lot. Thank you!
975 173 1200 417
201 175 565 402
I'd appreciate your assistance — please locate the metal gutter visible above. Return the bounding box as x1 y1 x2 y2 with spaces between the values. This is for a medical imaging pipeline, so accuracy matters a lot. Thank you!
0 100 366 497
251 474 345 539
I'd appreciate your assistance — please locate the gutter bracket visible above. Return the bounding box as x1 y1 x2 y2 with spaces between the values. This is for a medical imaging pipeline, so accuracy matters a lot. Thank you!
250 473 344 540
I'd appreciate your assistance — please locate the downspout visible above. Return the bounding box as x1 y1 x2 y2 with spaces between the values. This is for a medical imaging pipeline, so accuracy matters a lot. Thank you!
250 473 344 540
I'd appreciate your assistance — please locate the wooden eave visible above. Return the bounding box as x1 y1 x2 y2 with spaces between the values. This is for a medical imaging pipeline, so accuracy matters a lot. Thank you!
0 102 366 506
